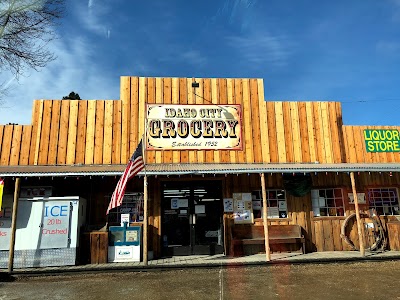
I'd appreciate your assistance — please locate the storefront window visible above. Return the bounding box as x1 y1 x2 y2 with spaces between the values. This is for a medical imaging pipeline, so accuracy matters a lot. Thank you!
311 188 345 217
251 190 288 219
106 193 144 224
367 188 400 216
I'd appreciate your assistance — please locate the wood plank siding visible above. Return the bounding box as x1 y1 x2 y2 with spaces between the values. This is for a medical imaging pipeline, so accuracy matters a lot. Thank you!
222 171 400 253
0 77 347 166
343 125 400 163
1 77 400 256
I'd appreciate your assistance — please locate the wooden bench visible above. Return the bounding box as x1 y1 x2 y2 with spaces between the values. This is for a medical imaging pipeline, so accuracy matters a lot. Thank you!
230 224 306 256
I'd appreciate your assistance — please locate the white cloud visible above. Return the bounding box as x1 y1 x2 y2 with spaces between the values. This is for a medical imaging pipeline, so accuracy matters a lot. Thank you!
158 48 207 67
0 36 118 125
215 0 258 27
376 40 400 55
181 50 207 65
209 0 290 68
391 0 400 6
389 0 400 21
226 33 291 66
76 0 112 38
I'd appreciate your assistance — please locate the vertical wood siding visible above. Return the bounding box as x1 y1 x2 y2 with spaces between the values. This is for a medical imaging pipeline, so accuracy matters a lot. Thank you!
1 77 399 255
122 77 345 165
343 125 400 163
1 99 121 166
222 172 400 253
0 77 364 167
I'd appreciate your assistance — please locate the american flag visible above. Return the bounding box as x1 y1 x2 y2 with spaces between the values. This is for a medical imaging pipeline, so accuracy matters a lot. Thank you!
106 139 145 215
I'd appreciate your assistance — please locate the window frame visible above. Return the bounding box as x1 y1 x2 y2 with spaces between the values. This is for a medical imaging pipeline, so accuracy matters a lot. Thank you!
311 188 345 217
366 187 400 216
106 192 144 224
251 189 288 219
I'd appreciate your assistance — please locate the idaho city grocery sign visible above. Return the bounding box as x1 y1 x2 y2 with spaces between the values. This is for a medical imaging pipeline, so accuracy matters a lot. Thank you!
364 129 400 152
146 104 242 150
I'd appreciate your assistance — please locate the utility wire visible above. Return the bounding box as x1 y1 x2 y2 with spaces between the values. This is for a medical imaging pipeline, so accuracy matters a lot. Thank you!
340 99 400 103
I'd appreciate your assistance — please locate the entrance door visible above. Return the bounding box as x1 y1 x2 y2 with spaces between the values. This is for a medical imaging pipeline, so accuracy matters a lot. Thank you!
162 181 223 256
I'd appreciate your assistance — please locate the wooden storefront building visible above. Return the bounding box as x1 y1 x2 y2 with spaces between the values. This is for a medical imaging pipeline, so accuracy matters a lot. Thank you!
1 76 400 264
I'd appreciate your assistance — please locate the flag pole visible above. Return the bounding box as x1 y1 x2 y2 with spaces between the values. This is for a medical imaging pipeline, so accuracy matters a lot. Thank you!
143 115 149 265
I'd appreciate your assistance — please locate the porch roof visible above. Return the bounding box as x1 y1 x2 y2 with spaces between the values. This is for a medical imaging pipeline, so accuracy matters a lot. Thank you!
0 163 399 177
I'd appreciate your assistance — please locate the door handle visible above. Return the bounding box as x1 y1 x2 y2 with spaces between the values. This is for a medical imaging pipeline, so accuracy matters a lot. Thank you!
193 214 196 225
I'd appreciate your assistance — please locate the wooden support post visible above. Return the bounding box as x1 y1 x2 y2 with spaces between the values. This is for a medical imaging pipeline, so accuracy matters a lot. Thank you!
8 177 21 273
143 175 148 266
350 172 365 256
261 173 271 261
142 122 149 265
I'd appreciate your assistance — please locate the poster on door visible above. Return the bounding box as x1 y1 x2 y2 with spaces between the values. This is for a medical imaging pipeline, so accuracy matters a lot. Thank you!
0 196 12 250
39 202 71 249
233 193 254 224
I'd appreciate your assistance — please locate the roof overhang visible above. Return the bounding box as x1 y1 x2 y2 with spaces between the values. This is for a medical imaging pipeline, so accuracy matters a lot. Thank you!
0 163 399 177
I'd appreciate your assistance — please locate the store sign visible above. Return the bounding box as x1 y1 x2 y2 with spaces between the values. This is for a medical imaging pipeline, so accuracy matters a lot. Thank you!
0 205 12 250
364 129 400 152
146 104 242 150
116 246 134 259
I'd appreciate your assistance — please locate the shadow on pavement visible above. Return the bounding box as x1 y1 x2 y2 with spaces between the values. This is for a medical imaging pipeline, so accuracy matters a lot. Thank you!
0 272 15 282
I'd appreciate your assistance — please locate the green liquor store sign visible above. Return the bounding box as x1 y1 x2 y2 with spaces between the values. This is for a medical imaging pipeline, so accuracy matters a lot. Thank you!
364 129 400 152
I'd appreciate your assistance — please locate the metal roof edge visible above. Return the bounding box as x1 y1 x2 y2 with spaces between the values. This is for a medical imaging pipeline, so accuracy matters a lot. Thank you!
0 163 399 177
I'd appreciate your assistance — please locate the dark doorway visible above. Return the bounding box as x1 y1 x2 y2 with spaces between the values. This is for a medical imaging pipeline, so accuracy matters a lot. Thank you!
161 180 224 256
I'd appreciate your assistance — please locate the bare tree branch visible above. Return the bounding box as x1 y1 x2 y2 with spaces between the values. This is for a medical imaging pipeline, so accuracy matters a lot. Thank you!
0 0 64 103
0 0 64 76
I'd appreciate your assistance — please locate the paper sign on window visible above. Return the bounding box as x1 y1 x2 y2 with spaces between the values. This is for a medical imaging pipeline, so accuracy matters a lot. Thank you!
223 198 233 212
348 193 366 204
233 193 253 224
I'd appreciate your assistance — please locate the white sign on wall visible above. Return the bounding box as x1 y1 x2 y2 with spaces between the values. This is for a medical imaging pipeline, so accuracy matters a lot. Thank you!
348 193 366 204
0 196 12 250
39 201 71 249
223 198 233 212
121 213 130 226
233 193 254 224
146 104 242 150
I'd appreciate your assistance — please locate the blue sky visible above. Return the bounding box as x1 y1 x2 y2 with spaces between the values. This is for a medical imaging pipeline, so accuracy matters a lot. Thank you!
1 0 400 125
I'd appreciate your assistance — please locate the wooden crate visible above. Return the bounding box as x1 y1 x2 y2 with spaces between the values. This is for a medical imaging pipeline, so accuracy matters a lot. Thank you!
90 231 108 264
387 222 400 250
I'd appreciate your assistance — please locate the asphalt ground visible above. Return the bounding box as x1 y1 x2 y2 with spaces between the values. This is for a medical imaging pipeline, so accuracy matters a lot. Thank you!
1 260 400 300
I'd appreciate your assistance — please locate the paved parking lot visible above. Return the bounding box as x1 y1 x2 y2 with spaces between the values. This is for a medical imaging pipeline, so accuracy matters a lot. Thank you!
1 260 400 300
3 250 400 276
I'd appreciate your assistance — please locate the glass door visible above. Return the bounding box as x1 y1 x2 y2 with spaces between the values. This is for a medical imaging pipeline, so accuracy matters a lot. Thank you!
191 182 224 255
161 181 223 256
162 185 192 255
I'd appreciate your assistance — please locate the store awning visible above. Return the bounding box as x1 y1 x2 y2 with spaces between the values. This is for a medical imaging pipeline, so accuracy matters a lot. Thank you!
0 163 399 177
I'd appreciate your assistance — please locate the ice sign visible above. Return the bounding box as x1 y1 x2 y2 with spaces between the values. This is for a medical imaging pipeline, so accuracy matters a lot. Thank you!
39 202 71 249
0 206 12 250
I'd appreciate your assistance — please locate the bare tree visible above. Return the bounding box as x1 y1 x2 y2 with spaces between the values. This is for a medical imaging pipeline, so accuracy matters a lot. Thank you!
0 0 64 77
